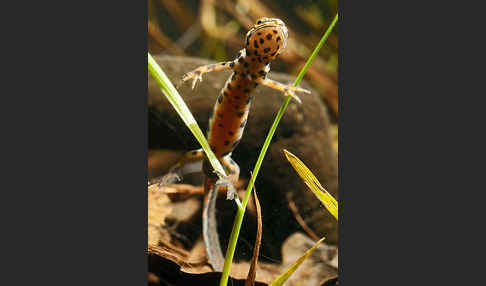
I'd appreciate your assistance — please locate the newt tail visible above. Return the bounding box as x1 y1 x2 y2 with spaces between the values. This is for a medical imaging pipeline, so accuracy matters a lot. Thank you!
202 177 225 269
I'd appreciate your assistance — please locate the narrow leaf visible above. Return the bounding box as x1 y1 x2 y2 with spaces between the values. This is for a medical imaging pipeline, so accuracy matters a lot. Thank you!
148 53 226 177
283 149 338 220
268 237 326 286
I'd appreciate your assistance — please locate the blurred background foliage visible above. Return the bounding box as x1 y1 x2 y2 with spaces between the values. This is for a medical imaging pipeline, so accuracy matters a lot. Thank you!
148 0 338 150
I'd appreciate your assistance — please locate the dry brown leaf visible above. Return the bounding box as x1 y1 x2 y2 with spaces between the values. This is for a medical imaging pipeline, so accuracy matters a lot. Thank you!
148 180 245 199
149 242 281 284
246 185 263 286
148 244 209 270
166 198 201 222
186 239 210 265
148 187 171 245
320 275 338 286
327 249 338 269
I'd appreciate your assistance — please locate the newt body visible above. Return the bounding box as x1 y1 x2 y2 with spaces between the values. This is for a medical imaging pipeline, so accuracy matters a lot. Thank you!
164 18 309 271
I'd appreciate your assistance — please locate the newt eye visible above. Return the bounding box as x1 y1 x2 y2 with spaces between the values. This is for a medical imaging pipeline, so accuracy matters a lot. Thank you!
256 17 267 25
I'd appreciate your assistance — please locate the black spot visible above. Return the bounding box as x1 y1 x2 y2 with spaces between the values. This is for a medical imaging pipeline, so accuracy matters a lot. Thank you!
237 111 244 117
254 50 259 56
224 92 229 97
224 140 230 146
270 51 276 56
273 30 278 34
238 57 244 63
264 61 269 65
218 94 222 103
263 56 268 61
230 62 235 68
222 151 231 157
232 74 237 81
251 58 256 62
257 31 262 35
218 123 223 128
227 84 232 90
276 36 281 42
244 62 249 68
222 62 227 66
264 48 270 53
243 88 249 93
259 70 266 76
192 150 199 155
240 119 247 128
276 45 280 50
259 38 264 44
257 57 262 63
232 139 241 148
246 38 250 46
253 83 258 88
210 145 217 152
266 34 272 40
228 131 234 136
240 72 246 78
247 97 251 104
253 40 259 49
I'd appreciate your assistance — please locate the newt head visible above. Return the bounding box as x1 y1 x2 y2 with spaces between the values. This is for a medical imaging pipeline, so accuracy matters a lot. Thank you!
245 17 288 64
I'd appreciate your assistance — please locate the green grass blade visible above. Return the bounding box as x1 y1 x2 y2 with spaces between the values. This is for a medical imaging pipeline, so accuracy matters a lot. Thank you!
219 13 338 286
268 237 326 286
294 13 338 87
147 53 226 177
283 149 338 220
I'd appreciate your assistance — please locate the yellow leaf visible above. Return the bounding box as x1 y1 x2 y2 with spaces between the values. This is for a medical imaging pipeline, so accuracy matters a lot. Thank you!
283 149 338 220
268 237 326 286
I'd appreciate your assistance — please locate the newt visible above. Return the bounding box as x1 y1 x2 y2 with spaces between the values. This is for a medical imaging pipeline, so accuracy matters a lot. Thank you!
163 17 310 271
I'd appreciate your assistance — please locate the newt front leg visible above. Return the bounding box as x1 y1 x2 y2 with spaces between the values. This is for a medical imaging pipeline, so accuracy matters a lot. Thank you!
255 77 310 104
182 61 235 89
